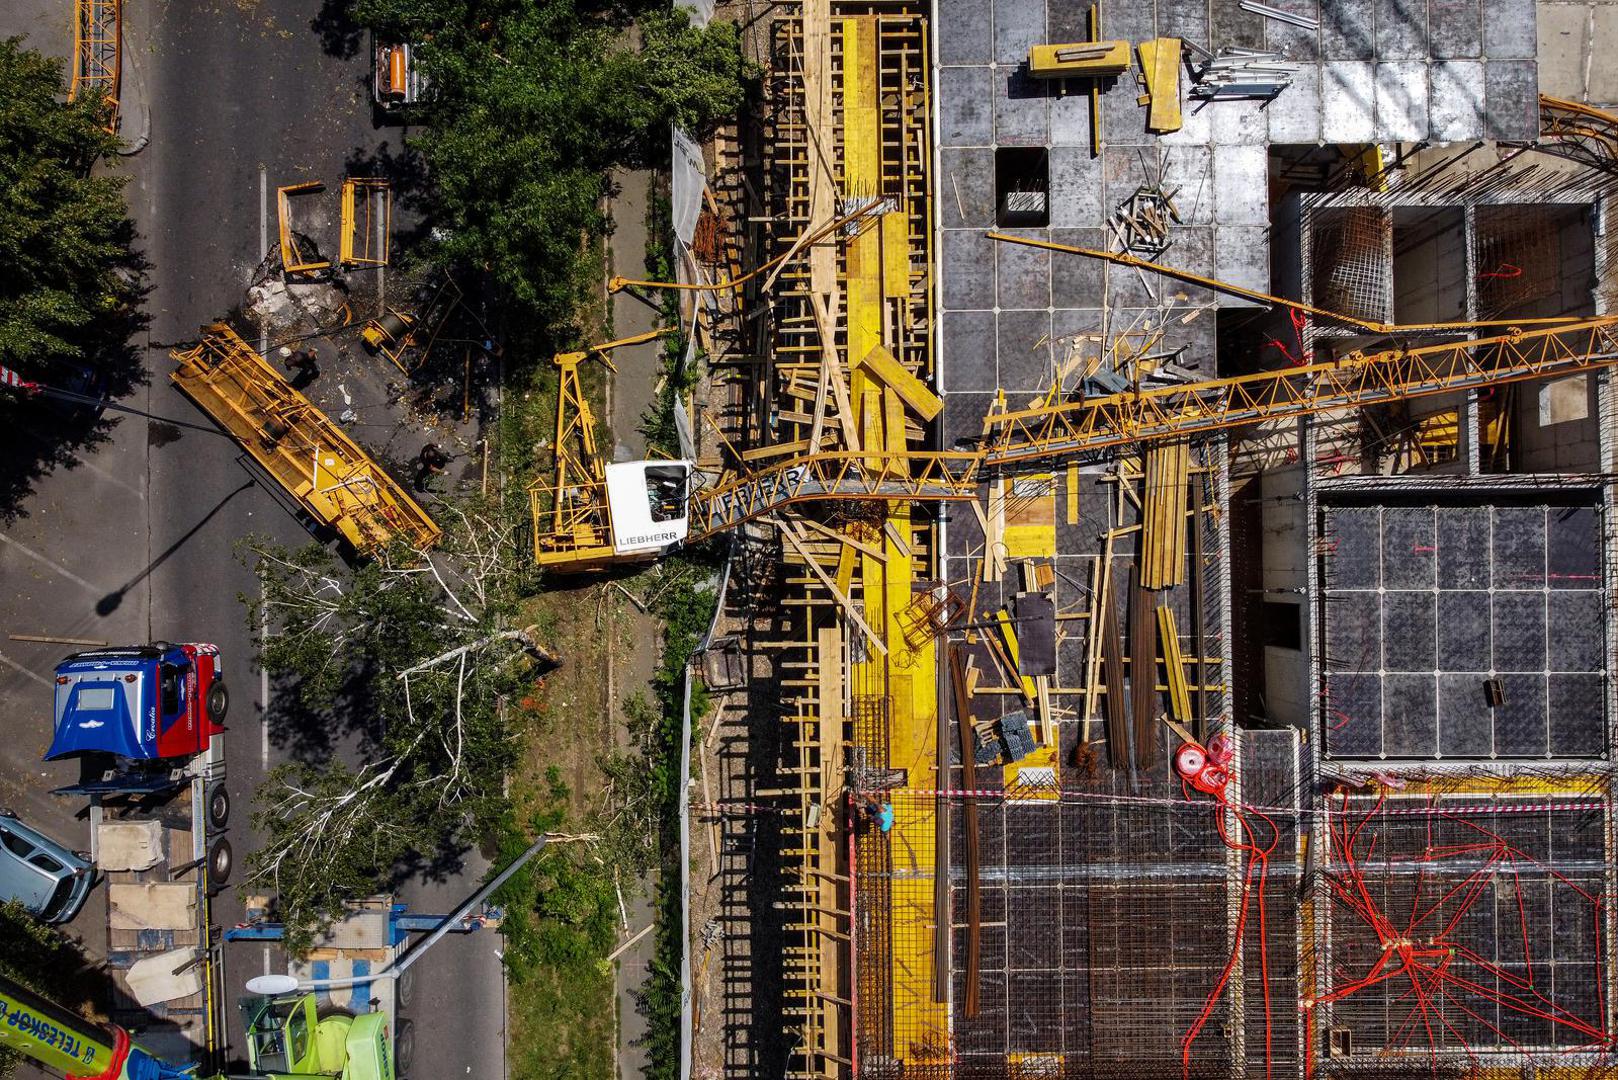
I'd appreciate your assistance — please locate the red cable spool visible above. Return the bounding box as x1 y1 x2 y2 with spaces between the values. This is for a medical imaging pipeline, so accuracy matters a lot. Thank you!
1175 738 1232 798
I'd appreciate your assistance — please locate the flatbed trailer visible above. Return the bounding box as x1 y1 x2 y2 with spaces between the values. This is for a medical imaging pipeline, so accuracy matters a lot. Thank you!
88 738 231 1074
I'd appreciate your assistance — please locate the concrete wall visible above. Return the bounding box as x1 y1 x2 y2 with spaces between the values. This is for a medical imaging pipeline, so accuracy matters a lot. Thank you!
1260 463 1311 727
1393 207 1467 324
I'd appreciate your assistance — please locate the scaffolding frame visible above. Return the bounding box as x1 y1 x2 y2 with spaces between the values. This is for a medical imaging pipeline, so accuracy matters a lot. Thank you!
277 182 332 276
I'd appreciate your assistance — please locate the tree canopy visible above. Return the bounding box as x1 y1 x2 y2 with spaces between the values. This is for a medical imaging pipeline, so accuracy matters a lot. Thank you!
351 1 750 331
0 38 139 378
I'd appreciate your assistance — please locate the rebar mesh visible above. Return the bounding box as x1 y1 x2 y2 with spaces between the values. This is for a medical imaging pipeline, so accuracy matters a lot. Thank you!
1317 493 1607 760
1474 205 1566 317
1312 795 1613 1070
1309 207 1392 326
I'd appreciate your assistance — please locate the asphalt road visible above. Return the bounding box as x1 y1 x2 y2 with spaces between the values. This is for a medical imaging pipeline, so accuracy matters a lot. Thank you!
0 5 504 1078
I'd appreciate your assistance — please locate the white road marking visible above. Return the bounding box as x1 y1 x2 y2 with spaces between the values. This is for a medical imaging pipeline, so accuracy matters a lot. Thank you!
0 534 103 593
0 650 52 688
258 166 270 355
260 581 270 769
263 946 271 976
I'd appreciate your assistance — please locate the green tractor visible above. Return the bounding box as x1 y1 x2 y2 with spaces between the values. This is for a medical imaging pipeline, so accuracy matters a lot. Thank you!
240 992 402 1080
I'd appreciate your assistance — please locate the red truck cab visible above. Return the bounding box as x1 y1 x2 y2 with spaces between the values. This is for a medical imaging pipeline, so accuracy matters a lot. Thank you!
46 643 227 782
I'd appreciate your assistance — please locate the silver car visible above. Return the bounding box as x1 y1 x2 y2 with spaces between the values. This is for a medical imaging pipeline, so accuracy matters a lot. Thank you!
0 809 94 923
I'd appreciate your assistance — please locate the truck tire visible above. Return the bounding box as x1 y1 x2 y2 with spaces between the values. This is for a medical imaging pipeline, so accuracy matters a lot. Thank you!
206 680 229 724
397 966 416 1009
206 837 233 893
394 1018 415 1074
207 784 230 830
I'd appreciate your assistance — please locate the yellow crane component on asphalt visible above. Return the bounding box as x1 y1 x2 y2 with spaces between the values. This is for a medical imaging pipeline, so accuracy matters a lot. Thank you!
70 0 121 128
529 327 678 570
171 323 440 553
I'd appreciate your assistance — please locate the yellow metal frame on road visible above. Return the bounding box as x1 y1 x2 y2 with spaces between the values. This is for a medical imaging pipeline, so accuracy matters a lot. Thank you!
340 178 392 267
172 324 439 552
277 182 332 275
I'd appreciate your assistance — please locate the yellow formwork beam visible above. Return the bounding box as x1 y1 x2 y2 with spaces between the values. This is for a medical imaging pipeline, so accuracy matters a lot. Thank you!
172 324 439 552
840 13 947 1062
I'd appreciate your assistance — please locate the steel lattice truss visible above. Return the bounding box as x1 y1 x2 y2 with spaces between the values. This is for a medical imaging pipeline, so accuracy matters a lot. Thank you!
1537 95 1618 176
70 0 120 113
688 316 1618 542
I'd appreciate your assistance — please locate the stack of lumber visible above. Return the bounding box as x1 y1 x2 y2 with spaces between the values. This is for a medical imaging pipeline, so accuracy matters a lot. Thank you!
1140 440 1190 588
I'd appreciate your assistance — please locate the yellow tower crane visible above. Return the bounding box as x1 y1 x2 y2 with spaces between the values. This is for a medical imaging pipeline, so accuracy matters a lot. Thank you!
529 327 689 571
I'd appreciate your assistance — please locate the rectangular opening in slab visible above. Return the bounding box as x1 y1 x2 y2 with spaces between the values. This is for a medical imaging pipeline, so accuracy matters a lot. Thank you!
1392 206 1466 325
994 147 1049 228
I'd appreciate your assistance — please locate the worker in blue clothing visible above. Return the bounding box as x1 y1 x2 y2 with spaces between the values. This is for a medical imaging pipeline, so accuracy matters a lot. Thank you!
860 793 894 833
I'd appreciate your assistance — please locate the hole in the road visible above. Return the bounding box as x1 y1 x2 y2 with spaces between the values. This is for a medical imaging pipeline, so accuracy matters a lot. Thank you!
148 421 183 447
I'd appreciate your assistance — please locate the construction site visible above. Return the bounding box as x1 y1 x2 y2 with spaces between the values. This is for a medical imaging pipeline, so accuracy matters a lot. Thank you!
516 2 1618 1079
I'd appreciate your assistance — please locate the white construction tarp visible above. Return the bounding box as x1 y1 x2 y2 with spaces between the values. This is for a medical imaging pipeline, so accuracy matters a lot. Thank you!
671 126 706 248
675 0 713 26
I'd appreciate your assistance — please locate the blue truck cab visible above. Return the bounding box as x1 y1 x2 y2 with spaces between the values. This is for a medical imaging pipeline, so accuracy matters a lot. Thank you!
47 643 227 792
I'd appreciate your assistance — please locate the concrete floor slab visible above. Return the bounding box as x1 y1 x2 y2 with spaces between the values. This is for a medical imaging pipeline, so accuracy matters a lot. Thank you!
1322 0 1377 59
1483 0 1540 58
1429 59 1487 140
940 66 995 146
1046 0 1091 42
1322 60 1378 143
1375 0 1431 60
1049 90 1094 148
1158 0 1209 44
1209 98 1270 146
997 234 1053 310
940 147 997 229
995 67 1051 146
1212 0 1267 51
1266 63 1323 144
939 3 993 66
1485 59 1541 139
1049 228 1106 309
1430 0 1483 58
943 228 998 310
1375 60 1431 141
1215 225 1271 297
1262 0 1323 60
1159 94 1215 147
941 311 999 393
1049 146 1105 228
1161 144 1215 225
1213 144 1270 227
997 310 1055 391
995 0 1049 65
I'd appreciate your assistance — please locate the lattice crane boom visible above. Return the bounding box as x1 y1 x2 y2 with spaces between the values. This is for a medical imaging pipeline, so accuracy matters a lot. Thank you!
681 313 1618 543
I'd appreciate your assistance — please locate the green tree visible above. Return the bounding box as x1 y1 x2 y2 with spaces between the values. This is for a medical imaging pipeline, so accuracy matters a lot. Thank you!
0 38 143 518
0 38 139 377
351 1 750 332
241 506 531 954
